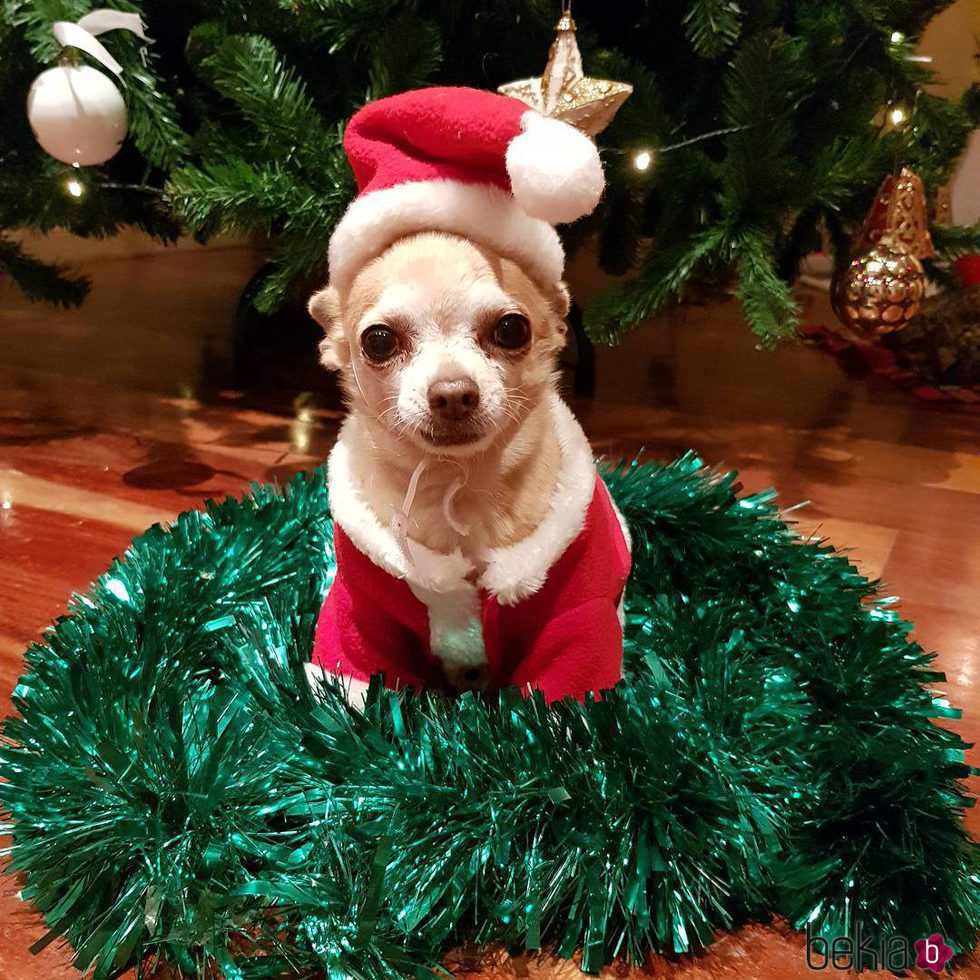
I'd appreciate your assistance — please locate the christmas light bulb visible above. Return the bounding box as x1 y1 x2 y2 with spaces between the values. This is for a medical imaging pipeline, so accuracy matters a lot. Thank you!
633 149 653 172
889 106 907 126
65 177 84 198
890 31 905 43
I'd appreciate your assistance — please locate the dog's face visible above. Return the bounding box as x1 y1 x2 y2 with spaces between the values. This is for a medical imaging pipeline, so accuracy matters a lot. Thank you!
309 232 569 456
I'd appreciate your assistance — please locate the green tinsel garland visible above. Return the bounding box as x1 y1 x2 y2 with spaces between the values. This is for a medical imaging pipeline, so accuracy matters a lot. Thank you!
1 455 977 978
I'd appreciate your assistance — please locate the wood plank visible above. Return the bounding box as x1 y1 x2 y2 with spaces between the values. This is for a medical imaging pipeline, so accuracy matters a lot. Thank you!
1 246 978 979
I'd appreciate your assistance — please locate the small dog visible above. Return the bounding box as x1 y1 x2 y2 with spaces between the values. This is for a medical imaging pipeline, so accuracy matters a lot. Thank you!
309 232 630 702
310 231 569 562
306 85 630 703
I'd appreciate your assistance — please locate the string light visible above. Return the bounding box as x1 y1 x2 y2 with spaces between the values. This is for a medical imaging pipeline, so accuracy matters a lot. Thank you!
888 28 932 63
290 395 316 454
64 177 84 198
889 105 907 126
633 149 654 172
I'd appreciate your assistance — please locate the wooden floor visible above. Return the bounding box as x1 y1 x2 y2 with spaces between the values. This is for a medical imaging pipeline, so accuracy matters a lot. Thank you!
1 245 978 978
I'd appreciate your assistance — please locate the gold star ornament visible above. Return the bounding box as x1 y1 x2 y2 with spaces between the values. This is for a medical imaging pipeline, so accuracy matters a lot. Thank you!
498 4 632 138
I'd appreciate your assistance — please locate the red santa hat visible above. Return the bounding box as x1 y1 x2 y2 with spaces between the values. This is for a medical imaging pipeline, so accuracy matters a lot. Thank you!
327 86 605 292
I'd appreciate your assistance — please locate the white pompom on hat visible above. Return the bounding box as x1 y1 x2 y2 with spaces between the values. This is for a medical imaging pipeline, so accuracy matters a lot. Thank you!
327 86 605 292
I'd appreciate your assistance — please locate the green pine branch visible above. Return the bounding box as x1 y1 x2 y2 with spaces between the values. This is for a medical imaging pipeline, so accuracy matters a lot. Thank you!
0 158 178 243
720 33 807 225
930 222 980 263
254 229 334 312
193 33 332 173
166 159 324 236
683 0 743 58
167 137 353 310
0 237 89 306
5 0 94 62
900 91 974 189
807 138 891 212
733 230 800 345
591 51 677 148
368 12 443 98
116 62 188 172
855 0 958 35
584 228 727 344
292 0 409 52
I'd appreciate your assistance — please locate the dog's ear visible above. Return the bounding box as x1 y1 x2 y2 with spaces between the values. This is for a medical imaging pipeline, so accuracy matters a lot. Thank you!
550 281 571 321
308 285 348 371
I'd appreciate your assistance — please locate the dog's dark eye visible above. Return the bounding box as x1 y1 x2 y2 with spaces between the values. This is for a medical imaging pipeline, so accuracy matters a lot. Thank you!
361 325 399 363
492 313 531 350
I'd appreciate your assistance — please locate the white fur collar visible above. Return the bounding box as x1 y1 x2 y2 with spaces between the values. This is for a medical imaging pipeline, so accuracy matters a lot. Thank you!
327 392 597 605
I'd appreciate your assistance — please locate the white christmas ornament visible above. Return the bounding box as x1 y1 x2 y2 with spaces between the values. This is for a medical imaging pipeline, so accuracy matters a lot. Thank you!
28 64 127 166
25 10 148 167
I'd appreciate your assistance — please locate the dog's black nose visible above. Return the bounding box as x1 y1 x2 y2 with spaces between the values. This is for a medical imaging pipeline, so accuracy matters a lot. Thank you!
427 378 480 421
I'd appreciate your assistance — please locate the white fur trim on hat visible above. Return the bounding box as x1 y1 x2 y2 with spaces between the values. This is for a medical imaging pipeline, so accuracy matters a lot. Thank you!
505 112 605 225
327 179 565 293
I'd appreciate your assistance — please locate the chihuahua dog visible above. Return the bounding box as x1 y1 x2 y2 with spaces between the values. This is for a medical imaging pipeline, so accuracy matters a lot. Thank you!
308 236 629 704
308 229 630 702
309 230 570 564
306 86 629 704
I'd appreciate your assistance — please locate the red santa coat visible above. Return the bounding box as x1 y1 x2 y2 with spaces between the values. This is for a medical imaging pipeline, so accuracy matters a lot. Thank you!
312 396 631 703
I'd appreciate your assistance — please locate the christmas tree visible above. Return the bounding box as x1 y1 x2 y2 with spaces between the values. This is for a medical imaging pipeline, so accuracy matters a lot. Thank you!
2 0 978 343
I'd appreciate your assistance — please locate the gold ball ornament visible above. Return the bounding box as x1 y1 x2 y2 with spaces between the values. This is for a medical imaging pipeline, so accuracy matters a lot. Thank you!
833 237 926 336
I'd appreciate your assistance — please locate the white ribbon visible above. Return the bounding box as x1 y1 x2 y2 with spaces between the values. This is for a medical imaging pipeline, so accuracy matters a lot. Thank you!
52 10 147 77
